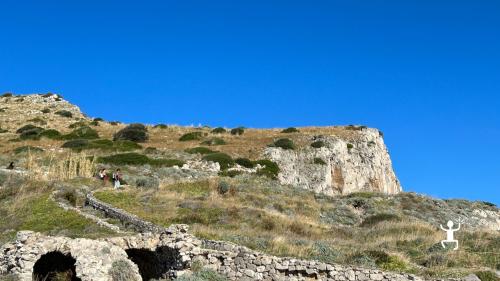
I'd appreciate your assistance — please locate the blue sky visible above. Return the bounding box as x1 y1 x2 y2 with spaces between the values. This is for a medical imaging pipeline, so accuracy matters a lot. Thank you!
1 1 499 204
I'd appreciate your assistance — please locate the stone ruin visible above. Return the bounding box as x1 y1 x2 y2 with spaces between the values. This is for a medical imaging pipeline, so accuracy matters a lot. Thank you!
0 194 471 281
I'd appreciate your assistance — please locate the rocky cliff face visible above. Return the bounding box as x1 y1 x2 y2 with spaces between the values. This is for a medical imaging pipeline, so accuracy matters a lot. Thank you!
264 128 401 196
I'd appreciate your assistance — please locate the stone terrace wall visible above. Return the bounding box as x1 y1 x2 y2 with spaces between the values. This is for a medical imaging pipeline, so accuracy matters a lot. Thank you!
85 193 166 233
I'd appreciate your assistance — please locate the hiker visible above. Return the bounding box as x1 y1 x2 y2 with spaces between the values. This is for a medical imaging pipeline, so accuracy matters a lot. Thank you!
112 169 122 189
6 162 14 170
98 168 109 185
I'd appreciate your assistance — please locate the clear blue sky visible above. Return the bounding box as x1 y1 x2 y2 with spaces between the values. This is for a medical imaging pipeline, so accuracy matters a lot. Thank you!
1 1 499 205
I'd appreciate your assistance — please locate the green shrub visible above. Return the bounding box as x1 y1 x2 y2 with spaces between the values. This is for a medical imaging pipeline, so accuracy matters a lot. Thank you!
202 153 234 170
185 147 215 155
314 158 326 165
41 108 51 113
62 139 142 151
211 127 227 134
113 123 149 143
135 177 160 189
89 120 99 126
218 170 242 178
218 181 231 195
109 121 120 126
360 213 401 227
230 127 245 135
14 146 44 154
99 152 183 167
475 271 498 281
61 139 90 150
254 159 280 179
179 132 203 141
39 129 61 139
281 127 299 133
153 124 168 129
0 127 7 133
1 93 13 98
235 158 255 168
201 137 226 146
93 117 104 122
19 128 44 140
62 126 99 140
270 138 296 150
68 121 87 129
55 110 73 118
347 143 354 149
16 124 41 134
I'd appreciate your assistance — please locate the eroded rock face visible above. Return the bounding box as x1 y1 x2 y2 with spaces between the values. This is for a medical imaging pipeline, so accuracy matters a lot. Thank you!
264 128 402 196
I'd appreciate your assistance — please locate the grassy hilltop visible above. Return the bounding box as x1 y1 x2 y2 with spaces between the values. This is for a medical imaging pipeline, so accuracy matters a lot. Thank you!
0 93 498 280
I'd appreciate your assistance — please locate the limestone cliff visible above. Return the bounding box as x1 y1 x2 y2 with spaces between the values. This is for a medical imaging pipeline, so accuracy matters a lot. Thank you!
264 128 402 196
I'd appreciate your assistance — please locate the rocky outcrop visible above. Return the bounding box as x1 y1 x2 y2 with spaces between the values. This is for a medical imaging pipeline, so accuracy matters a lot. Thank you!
264 128 401 196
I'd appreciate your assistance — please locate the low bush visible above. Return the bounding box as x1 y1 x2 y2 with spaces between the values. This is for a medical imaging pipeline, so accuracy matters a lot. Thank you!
0 127 7 133
19 128 44 140
99 152 183 167
61 139 90 149
314 158 326 165
176 269 229 281
235 157 255 168
230 127 245 135
62 139 142 151
254 159 280 179
113 123 149 142
135 177 160 189
109 260 138 281
55 110 73 118
281 127 299 133
68 121 87 129
211 127 227 134
270 138 296 150
62 126 99 140
14 146 44 154
346 125 367 131
93 117 104 122
179 132 203 141
201 137 226 146
89 120 99 126
153 124 168 129
1 93 13 97
185 147 215 155
218 170 242 178
218 181 231 195
16 124 41 134
347 143 354 149
360 213 401 227
39 129 61 139
41 108 50 113
202 153 234 170
109 121 120 126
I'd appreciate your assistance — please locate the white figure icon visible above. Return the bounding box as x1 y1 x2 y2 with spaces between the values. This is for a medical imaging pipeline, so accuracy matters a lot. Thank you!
440 220 460 250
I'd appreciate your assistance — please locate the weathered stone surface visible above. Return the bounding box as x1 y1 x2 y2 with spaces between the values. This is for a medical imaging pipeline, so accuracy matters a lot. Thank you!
264 128 402 195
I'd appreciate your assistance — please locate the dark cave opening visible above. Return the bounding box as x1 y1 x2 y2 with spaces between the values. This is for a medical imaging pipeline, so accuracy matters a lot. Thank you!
125 246 183 280
32 251 81 281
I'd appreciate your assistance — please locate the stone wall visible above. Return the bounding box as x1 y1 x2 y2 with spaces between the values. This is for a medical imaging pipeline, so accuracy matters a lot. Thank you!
85 193 166 233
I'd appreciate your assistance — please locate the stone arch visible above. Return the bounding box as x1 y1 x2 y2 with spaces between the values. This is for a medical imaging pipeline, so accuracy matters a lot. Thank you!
32 251 81 281
125 246 183 280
